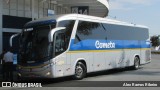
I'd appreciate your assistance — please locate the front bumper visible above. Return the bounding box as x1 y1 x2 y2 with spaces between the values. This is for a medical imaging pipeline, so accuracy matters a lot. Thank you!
18 64 53 78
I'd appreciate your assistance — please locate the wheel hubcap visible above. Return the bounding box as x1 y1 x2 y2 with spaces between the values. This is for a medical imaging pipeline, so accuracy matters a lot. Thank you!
135 58 139 69
75 65 83 77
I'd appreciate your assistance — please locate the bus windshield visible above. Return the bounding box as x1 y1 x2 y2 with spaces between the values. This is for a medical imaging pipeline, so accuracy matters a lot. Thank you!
20 25 55 64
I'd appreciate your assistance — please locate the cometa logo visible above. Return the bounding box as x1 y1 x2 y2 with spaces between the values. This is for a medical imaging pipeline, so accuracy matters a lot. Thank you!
95 40 115 49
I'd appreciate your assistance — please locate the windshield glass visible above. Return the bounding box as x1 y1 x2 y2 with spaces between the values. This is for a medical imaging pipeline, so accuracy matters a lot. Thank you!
20 24 55 64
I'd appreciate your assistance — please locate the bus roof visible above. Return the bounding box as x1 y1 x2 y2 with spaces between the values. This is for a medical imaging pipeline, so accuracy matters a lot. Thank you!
24 18 56 28
57 14 148 29
24 14 148 29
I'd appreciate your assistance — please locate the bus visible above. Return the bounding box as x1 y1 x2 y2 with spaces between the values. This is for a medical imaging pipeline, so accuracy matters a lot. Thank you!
10 14 151 80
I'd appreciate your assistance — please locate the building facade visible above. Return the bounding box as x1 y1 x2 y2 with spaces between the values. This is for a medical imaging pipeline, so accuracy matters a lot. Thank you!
0 0 109 53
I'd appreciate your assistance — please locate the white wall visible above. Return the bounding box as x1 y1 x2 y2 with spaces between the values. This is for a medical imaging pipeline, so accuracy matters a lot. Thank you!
3 0 32 18
2 0 70 18
0 0 70 53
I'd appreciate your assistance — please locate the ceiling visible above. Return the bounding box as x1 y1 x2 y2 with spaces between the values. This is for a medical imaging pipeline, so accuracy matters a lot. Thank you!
50 0 109 17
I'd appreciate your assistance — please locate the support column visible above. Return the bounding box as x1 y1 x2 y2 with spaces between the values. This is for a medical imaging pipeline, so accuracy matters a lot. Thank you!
54 4 57 15
31 0 39 19
31 0 35 20
0 0 3 53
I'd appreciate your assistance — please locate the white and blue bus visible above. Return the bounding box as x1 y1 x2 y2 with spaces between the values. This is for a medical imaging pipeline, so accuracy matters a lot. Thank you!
11 14 151 80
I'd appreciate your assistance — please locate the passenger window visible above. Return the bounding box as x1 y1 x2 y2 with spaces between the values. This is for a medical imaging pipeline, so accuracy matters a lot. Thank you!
75 21 107 44
54 32 66 56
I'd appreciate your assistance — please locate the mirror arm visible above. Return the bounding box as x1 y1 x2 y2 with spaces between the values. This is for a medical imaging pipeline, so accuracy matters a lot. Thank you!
10 33 20 47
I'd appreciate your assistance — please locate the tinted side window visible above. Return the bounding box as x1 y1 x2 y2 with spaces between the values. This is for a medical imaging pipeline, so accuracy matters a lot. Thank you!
75 21 107 43
58 20 75 48
133 27 149 40
75 21 148 42
102 23 149 40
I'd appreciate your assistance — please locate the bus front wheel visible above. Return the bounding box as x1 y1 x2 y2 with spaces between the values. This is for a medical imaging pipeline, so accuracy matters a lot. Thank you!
73 62 86 80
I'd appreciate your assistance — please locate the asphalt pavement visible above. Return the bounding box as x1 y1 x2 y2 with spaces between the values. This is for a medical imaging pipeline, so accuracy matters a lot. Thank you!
1 54 160 90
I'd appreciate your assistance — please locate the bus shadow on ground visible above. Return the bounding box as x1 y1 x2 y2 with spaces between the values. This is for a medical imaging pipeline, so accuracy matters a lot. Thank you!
85 67 143 78
15 67 142 85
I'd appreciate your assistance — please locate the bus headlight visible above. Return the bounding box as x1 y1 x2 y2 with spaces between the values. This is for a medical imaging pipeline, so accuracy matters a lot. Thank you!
18 73 21 77
46 72 51 76
18 66 22 69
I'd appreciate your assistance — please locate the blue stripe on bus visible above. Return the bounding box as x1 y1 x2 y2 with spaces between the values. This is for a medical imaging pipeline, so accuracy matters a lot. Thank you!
69 39 150 51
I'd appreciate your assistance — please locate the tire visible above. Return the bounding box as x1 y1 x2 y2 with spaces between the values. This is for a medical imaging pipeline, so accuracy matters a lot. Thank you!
133 57 140 70
73 62 86 80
